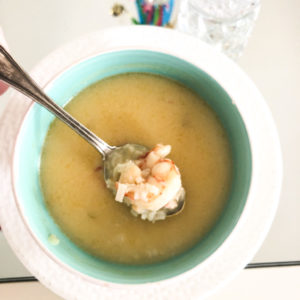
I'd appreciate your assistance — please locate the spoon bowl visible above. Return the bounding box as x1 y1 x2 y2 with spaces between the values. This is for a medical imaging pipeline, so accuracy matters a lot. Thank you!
104 143 186 218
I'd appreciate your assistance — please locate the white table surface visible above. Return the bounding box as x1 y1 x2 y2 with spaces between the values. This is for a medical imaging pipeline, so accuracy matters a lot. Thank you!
1 266 300 300
0 0 299 280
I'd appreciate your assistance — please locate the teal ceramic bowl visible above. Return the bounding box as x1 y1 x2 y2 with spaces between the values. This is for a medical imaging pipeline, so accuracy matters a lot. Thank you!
13 49 251 284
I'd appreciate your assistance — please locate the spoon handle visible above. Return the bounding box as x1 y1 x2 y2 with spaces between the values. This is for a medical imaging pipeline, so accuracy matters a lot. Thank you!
0 45 114 157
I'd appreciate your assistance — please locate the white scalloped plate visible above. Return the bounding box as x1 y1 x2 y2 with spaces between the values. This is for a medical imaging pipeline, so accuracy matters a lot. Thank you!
0 26 282 299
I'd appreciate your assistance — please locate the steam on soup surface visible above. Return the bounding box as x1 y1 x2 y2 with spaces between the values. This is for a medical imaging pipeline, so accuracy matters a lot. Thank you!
40 73 232 264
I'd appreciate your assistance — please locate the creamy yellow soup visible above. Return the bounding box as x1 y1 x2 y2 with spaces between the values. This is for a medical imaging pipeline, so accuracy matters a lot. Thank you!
40 73 232 264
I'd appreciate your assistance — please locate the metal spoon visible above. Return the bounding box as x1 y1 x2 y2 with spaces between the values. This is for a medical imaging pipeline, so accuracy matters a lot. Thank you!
0 45 185 218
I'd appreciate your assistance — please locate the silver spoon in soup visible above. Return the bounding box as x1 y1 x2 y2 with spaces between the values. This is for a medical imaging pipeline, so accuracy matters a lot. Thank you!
0 45 185 222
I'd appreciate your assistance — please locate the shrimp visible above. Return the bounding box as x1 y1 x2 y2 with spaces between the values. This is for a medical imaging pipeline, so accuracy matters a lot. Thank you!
144 144 171 168
114 144 183 220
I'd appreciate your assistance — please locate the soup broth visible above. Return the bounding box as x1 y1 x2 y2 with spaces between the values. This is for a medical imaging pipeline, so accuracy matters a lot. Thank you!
40 73 232 264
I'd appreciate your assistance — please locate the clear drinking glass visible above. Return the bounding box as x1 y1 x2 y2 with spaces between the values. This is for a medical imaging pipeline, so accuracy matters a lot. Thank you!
176 0 260 60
